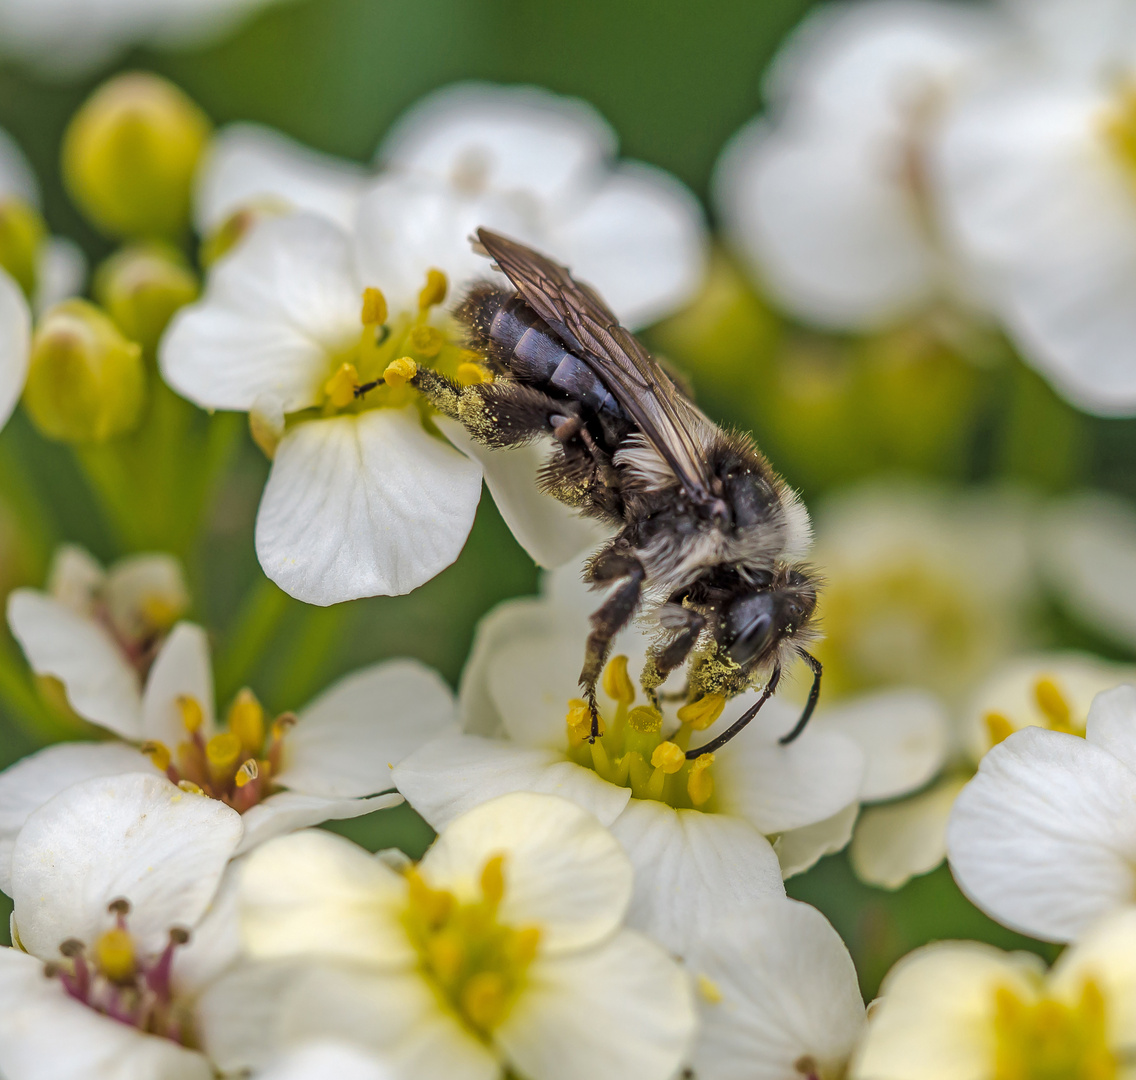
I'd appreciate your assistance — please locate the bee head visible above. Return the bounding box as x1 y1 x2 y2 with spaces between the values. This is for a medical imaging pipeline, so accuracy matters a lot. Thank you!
721 568 817 668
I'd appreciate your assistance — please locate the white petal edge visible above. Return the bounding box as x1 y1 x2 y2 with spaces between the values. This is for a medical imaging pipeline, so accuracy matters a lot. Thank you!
141 621 216 746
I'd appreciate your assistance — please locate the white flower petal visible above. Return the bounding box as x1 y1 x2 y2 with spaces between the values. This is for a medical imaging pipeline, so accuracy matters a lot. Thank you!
851 774 966 890
1050 906 1136 1030
240 829 415 968
103 553 189 644
485 629 582 750
947 728 1136 941
255 408 483 604
687 899 864 1080
817 688 950 801
276 658 455 798
0 741 155 894
0 127 39 205
420 791 632 954
235 790 403 855
46 544 104 613
774 802 860 880
1086 683 1136 772
33 236 86 314
196 123 370 233
608 800 786 956
497 930 695 1080
377 82 616 206
7 588 142 738
141 622 216 745
255 1042 394 1080
0 948 211 1080
393 732 631 830
160 213 359 413
437 418 608 570
12 773 242 960
172 862 242 994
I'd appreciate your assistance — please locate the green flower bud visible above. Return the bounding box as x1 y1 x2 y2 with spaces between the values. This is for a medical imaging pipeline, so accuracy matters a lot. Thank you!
0 198 46 299
24 300 145 443
62 73 211 240
94 243 198 353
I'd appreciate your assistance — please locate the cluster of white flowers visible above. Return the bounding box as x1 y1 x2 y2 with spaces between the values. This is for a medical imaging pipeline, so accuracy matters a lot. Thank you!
716 0 1136 416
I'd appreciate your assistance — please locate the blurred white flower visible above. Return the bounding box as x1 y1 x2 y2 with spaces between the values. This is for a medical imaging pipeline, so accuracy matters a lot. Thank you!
231 792 696 1080
714 0 1003 329
851 909 1136 1080
0 772 246 1080
0 269 30 435
0 0 291 77
947 680 1136 943
393 561 878 954
0 610 452 884
686 898 865 1080
252 1042 395 1080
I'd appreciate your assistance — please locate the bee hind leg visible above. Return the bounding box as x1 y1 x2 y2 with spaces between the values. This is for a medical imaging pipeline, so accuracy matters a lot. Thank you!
641 606 705 706
580 548 646 740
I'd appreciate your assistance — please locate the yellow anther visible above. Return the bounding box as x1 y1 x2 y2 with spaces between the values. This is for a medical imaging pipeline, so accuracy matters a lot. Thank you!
480 854 506 909
139 593 180 632
177 779 204 795
228 687 266 755
651 741 686 774
323 361 360 409
383 357 418 388
1034 676 1075 732
360 286 388 327
456 361 491 385
677 693 727 731
566 698 590 732
234 759 259 788
512 925 541 967
602 655 636 706
177 694 204 734
462 972 508 1031
407 870 453 929
984 711 1015 748
687 753 716 808
426 929 465 986
140 740 171 772
697 974 723 1004
627 705 662 734
205 731 241 787
418 268 448 309
94 927 135 983
409 324 444 357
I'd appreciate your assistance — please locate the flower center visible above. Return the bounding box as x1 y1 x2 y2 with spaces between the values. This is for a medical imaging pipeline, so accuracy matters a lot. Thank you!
403 854 541 1039
46 898 195 1046
141 687 291 812
563 656 720 810
992 979 1115 1080
984 676 1082 749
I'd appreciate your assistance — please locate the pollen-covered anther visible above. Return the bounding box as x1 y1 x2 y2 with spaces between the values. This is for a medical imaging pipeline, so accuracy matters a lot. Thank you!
602 655 636 706
323 361 361 409
410 324 444 357
687 753 716 807
627 705 662 734
383 356 418 388
360 286 388 327
418 268 448 310
651 741 686 774
677 693 726 731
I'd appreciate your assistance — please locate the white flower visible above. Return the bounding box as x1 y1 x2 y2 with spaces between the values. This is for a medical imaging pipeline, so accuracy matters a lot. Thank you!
228 792 696 1080
0 771 247 1080
0 604 453 883
947 680 1136 943
686 898 866 1080
252 1042 395 1080
714 0 1002 329
0 268 29 435
850 908 1136 1080
392 561 871 954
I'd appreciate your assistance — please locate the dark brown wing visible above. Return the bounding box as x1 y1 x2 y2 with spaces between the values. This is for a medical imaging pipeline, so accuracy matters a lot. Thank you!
476 227 713 501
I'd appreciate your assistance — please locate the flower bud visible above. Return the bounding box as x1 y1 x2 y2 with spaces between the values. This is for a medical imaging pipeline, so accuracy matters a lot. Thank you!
94 243 198 353
23 300 145 443
0 198 46 299
62 73 211 240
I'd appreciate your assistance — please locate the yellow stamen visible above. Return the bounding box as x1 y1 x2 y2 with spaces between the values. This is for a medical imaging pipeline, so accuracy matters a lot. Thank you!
480 854 506 908
677 693 727 731
360 286 387 326
383 356 418 388
94 927 135 983
177 694 204 734
323 361 360 409
234 759 259 788
1034 676 1076 734
512 926 541 967
462 972 508 1031
418 268 447 309
228 687 266 755
427 929 465 986
271 712 297 741
602 655 636 706
406 869 453 929
651 741 686 774
140 740 170 771
205 731 241 787
177 779 204 795
688 753 715 807
409 324 443 357
627 705 662 734
456 361 491 385
985 711 1015 748
139 593 180 631
697 974 723 1004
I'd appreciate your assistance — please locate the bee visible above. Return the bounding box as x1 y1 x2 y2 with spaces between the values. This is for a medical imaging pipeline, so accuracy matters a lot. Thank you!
360 228 821 756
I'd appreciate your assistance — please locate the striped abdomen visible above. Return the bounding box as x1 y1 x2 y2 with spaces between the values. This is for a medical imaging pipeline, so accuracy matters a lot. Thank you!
457 284 623 420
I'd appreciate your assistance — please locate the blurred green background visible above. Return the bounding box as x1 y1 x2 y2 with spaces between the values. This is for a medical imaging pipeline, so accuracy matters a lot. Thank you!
8 0 1129 991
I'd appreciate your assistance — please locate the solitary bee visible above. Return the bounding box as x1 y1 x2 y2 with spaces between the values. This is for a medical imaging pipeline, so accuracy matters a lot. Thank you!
359 228 821 756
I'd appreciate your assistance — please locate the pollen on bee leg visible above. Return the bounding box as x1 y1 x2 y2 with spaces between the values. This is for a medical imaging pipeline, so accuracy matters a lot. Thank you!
383 357 418 388
323 361 361 409
418 268 448 310
677 693 726 731
602 655 636 706
360 286 388 327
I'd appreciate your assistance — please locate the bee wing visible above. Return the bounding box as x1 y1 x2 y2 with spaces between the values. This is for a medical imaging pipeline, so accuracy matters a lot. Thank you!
476 228 714 501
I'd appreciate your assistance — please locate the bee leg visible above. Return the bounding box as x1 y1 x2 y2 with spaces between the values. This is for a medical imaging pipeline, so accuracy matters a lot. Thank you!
685 664 782 759
641 608 705 705
777 652 822 745
580 549 646 740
